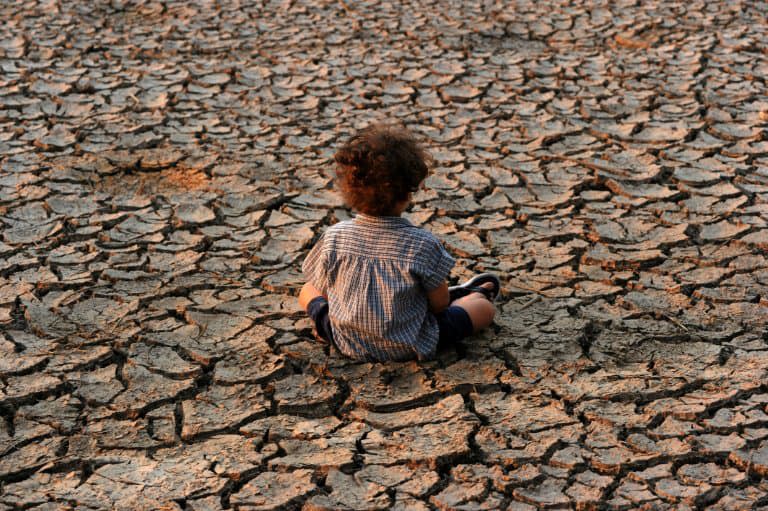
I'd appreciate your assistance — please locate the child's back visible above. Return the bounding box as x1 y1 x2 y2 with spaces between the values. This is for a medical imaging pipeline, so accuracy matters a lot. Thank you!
302 213 453 361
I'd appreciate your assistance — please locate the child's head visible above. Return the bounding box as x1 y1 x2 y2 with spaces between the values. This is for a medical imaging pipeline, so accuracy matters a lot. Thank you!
334 123 431 216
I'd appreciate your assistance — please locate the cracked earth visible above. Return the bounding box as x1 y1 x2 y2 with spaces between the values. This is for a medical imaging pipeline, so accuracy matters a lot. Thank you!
1 1 767 510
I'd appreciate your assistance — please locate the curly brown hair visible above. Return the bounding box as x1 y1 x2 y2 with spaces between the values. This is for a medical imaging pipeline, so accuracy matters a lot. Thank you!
334 123 431 216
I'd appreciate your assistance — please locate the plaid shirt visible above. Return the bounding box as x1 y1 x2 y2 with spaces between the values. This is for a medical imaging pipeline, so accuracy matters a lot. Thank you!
302 213 455 361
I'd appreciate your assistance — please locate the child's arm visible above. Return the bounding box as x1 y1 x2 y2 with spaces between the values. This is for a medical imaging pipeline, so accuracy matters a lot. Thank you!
298 281 326 311
300 233 330 311
426 281 450 314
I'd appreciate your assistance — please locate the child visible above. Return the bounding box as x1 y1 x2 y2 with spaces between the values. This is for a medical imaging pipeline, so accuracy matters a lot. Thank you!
298 123 498 362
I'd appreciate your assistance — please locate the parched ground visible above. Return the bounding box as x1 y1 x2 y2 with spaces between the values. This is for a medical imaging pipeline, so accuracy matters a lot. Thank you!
1 0 767 509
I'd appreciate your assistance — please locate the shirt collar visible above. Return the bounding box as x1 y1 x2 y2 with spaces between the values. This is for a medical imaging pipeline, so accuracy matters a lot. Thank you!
353 213 413 228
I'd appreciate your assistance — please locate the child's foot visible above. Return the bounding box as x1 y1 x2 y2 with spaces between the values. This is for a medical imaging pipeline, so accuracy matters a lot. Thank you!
471 282 496 300
448 273 501 302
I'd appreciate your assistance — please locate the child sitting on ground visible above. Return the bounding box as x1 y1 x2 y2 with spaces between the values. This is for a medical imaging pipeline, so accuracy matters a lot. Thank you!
298 123 499 362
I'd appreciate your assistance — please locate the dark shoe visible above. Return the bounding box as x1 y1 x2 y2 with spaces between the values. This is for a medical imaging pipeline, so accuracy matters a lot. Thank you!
448 273 501 302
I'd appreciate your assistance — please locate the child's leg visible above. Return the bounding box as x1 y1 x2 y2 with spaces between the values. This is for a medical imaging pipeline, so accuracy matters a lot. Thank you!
449 282 496 332
298 282 323 311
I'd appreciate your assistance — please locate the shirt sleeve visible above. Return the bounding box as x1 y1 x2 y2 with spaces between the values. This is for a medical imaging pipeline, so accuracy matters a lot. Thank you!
415 236 455 291
301 232 329 295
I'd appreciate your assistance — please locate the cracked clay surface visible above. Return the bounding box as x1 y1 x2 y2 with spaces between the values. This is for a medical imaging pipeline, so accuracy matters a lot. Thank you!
0 1 767 509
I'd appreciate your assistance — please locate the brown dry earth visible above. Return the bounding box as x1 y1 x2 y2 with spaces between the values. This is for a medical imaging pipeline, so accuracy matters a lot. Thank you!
1 0 767 510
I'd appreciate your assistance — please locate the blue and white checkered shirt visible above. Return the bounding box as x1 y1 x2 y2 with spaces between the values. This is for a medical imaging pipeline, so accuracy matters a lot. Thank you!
302 213 455 361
